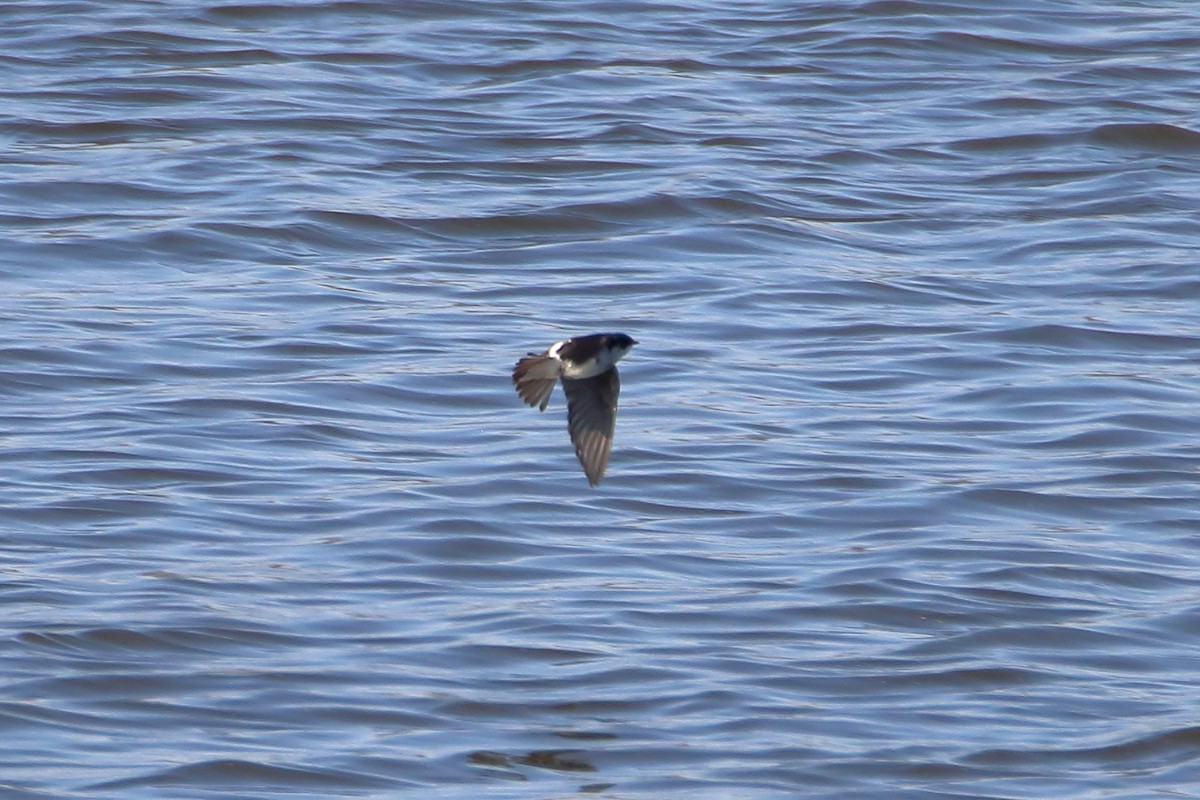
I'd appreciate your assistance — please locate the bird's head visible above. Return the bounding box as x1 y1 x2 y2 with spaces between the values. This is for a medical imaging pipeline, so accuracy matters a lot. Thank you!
606 333 637 362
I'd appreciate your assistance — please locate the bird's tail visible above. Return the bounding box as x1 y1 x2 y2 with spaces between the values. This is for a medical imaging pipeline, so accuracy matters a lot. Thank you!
512 354 560 411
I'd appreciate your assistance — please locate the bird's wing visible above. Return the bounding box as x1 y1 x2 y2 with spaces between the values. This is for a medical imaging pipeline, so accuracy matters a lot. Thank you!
512 354 559 411
562 368 620 486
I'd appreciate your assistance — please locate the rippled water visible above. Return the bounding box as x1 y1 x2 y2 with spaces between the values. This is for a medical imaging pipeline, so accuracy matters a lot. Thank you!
4 1 1200 797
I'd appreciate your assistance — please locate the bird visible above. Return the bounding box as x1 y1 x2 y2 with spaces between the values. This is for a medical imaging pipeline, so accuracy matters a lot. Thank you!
512 332 637 486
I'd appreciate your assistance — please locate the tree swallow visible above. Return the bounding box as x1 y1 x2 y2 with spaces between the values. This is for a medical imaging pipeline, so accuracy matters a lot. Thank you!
512 332 637 486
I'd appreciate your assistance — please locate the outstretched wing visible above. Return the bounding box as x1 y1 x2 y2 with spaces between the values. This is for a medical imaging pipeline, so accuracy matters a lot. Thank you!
512 354 559 411
562 368 620 486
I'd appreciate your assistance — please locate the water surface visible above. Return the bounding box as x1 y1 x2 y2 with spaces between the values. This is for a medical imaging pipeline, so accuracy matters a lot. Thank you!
3 1 1200 798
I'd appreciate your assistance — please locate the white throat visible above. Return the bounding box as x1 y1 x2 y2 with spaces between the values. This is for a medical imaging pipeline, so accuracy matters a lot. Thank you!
555 342 630 379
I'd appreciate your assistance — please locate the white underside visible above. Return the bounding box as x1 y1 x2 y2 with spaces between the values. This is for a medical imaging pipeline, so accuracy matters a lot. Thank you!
549 340 632 379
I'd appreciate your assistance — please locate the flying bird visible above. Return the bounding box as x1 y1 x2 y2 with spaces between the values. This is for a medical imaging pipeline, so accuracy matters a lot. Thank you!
512 332 637 486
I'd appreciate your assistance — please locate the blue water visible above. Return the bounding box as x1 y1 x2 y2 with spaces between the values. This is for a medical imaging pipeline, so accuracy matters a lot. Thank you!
3 1 1200 798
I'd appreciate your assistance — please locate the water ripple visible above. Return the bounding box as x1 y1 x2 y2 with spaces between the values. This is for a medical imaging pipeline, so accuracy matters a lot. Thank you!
2 0 1200 798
